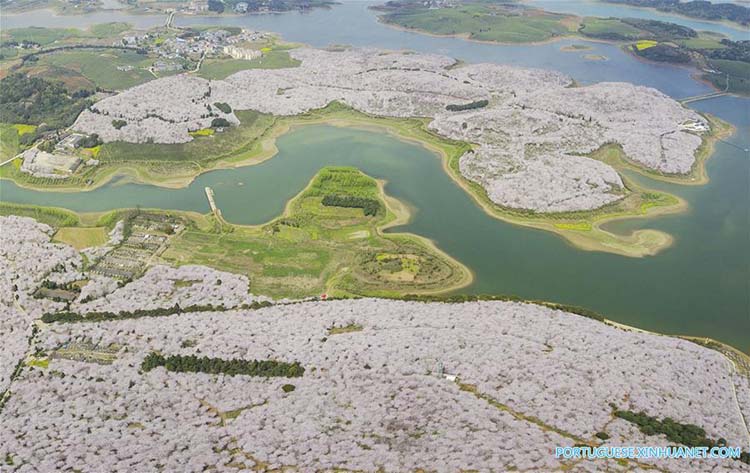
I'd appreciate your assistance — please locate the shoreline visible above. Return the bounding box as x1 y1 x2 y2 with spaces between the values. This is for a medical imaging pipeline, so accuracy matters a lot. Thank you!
594 0 750 33
373 178 475 295
3 198 748 354
213 166 474 296
1 105 727 258
374 8 749 99
372 13 585 47
604 319 750 362
0 3 337 21
3 200 746 355
372 8 651 48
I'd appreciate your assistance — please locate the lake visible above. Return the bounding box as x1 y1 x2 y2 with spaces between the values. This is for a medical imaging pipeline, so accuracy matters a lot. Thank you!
527 0 749 40
1 0 748 351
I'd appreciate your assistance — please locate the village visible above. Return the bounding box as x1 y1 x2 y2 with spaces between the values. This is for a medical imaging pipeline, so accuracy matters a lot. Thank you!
7 26 272 180
118 27 269 73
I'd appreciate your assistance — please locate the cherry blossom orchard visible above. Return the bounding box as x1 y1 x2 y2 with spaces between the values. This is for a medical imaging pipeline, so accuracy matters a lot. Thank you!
72 48 707 213
1 216 748 472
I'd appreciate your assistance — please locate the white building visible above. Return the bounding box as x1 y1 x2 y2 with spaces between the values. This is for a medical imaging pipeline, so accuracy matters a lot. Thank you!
223 45 261 60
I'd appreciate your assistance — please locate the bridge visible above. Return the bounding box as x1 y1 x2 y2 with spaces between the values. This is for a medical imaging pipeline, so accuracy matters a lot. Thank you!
680 72 731 104
679 91 729 104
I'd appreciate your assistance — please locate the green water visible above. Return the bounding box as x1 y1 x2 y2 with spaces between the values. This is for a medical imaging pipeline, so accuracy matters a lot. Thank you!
1 122 748 351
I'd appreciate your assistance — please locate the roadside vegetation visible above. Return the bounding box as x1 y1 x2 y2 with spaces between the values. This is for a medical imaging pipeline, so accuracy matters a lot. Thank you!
0 123 33 160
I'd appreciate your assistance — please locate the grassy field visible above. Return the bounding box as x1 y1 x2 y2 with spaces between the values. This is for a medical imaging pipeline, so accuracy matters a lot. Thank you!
0 124 36 160
0 124 21 160
0 23 132 46
160 166 471 298
33 49 154 90
635 39 658 50
378 3 575 43
198 50 301 80
578 17 644 40
53 226 108 249
707 59 750 95
1 24 152 91
677 32 728 50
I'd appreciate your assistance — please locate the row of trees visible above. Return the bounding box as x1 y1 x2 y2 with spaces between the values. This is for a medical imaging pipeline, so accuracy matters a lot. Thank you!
620 18 696 40
213 102 232 114
321 194 381 216
40 280 80 292
614 408 749 464
211 117 231 128
141 352 305 378
397 293 606 322
635 43 691 64
707 40 750 63
41 300 273 323
445 99 489 112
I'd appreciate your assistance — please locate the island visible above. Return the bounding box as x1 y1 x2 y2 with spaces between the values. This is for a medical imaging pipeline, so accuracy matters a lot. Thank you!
1 214 749 471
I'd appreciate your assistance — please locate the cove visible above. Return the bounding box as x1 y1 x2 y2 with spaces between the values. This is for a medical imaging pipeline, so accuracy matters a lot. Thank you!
2 123 748 351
